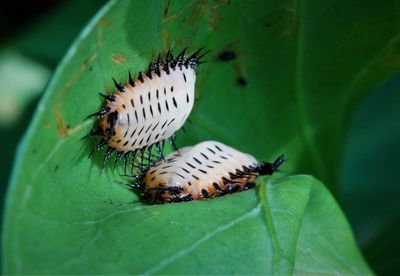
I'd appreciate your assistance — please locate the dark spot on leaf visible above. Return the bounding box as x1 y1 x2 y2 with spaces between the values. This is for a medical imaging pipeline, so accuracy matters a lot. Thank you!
218 51 236 61
237 77 248 86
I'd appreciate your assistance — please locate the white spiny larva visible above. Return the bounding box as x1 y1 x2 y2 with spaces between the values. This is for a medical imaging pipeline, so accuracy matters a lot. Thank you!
131 141 285 204
85 49 207 170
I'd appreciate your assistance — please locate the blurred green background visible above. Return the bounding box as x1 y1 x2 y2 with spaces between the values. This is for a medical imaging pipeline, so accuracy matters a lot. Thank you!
0 0 399 274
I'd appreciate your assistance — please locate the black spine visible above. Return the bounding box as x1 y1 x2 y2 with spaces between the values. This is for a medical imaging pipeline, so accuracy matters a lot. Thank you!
128 72 135 87
112 78 125 92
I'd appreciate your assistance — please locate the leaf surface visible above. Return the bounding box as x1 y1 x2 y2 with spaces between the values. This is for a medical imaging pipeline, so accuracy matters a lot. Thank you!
5 0 400 273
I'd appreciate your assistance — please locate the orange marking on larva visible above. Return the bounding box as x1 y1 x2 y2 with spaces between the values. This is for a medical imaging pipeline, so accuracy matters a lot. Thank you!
111 53 127 65
86 49 206 171
134 141 285 204
108 128 124 148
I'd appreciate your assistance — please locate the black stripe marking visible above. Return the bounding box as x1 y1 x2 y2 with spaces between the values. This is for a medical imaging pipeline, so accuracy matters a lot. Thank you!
206 165 214 168
172 97 178 108
130 128 137 138
181 167 190 173
123 141 129 146
220 155 228 160
183 73 186 82
116 139 121 143
186 162 196 169
158 102 161 114
145 124 152 133
131 138 137 146
152 122 159 131
186 93 189 103
139 137 144 145
165 100 169 111
123 130 129 138
207 147 216 154
127 113 130 125
138 125 145 136
122 104 126 109
200 152 209 160
164 87 166 95
167 118 175 126
146 133 152 143
215 145 223 151
193 157 202 165
188 181 192 186
161 120 168 129
150 105 154 117
213 160 221 164
142 107 146 120
148 91 151 101
171 86 174 92
175 173 185 179
140 95 143 104
130 99 135 107
192 175 199 180
198 169 207 174
134 110 138 122
156 89 159 99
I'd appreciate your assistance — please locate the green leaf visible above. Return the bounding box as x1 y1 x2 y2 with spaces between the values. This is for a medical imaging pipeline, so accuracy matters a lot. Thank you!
3 172 370 274
340 75 400 274
4 0 400 273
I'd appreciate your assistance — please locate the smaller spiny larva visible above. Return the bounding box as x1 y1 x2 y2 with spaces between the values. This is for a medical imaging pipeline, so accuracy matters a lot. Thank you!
85 49 207 171
130 140 284 204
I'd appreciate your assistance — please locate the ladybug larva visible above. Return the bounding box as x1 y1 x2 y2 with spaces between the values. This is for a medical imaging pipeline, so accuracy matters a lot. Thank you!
85 49 207 170
130 140 285 204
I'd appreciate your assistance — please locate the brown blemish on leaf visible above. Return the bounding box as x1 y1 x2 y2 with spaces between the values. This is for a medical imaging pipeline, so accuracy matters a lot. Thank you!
111 53 128 65
99 17 113 27
181 0 227 29
55 52 98 132
264 6 297 38
280 7 296 37
53 108 88 138
162 31 169 49
60 53 99 99
54 108 68 138
163 0 196 23
96 18 112 50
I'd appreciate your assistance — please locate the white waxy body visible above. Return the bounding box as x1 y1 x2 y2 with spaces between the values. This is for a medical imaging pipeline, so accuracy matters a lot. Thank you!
107 66 196 151
143 141 259 201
